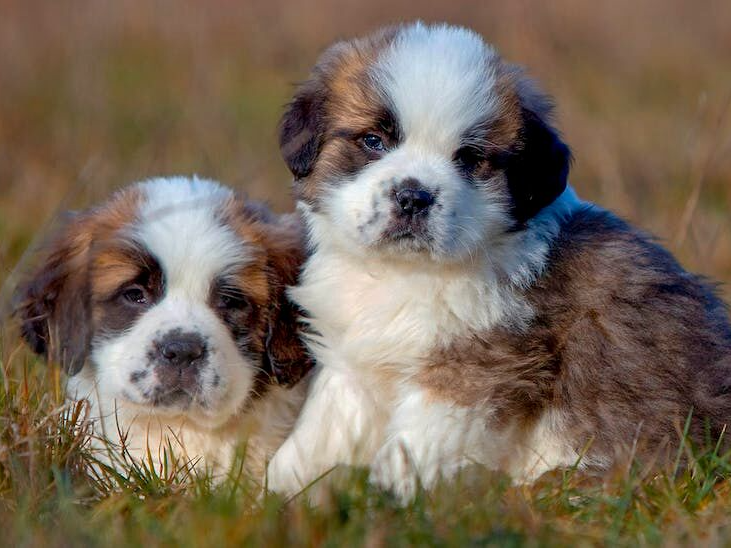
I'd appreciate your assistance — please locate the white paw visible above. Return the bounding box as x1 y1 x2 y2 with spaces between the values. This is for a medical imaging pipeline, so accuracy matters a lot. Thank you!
266 440 307 497
369 440 422 503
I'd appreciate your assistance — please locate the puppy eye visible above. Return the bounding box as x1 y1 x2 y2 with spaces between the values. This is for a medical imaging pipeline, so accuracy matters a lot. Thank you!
218 292 250 311
453 146 484 171
122 286 148 305
362 134 385 152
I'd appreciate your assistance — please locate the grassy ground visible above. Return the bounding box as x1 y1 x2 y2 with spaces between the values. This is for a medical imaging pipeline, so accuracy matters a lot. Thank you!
1 0 731 545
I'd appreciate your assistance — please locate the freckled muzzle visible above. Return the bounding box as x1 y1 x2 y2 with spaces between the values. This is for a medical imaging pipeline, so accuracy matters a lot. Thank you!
148 329 209 405
381 178 438 247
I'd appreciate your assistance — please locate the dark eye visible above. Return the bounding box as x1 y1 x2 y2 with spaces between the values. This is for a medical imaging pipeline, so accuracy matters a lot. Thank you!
218 291 250 311
362 134 385 151
122 286 147 305
454 146 484 171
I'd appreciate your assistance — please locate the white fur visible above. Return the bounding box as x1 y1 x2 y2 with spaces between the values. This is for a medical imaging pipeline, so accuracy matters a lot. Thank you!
137 177 250 298
371 393 584 501
376 23 499 149
265 366 386 493
267 23 586 498
93 177 253 430
69 372 306 481
66 177 304 480
267 187 583 496
369 390 490 501
321 25 508 263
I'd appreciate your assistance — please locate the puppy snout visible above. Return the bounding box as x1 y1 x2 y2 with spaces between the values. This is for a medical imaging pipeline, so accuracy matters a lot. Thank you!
395 184 434 216
156 331 207 368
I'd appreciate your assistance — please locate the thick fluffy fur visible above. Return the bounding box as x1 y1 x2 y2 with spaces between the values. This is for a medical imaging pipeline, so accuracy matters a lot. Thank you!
266 22 731 500
15 177 311 480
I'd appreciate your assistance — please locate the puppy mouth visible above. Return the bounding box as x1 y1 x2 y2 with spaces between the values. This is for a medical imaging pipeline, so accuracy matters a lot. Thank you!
146 371 205 408
378 218 434 251
150 386 196 407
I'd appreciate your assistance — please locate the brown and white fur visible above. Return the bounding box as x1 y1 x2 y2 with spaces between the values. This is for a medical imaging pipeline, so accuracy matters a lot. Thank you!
15 177 312 481
266 22 731 500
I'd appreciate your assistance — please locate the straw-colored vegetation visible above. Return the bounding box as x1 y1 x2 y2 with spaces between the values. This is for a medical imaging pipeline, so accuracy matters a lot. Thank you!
1 1 730 545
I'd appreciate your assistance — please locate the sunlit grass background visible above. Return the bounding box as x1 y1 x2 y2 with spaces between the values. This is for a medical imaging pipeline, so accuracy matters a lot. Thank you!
1 0 731 545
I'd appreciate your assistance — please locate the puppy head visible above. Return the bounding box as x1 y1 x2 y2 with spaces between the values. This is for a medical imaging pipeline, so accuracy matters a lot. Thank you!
280 22 570 263
15 177 310 428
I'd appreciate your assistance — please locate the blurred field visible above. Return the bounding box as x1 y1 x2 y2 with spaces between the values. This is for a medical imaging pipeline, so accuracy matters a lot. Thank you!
1 0 731 295
1 0 731 545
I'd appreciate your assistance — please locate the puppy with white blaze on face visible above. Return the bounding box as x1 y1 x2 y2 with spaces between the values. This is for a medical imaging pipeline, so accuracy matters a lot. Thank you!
15 177 312 481
266 22 731 501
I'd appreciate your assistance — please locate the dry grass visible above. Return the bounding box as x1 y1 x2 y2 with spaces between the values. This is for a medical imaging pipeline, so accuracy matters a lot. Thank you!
1 0 731 545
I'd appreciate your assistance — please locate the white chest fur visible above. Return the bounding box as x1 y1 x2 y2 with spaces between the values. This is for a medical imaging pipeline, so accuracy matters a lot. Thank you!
266 188 583 498
293 186 583 378
68 370 306 482
292 249 531 375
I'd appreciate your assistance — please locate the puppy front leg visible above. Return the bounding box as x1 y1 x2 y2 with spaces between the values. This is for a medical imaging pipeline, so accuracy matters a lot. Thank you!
266 366 382 497
369 390 487 502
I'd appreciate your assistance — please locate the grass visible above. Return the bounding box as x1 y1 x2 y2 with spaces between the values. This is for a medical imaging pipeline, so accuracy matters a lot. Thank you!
3 347 731 547
1 0 731 545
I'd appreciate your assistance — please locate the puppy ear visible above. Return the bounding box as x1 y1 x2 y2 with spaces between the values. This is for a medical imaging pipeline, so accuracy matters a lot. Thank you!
279 78 328 181
13 213 93 374
264 299 313 387
279 39 357 181
505 108 571 223
261 215 313 386
501 70 572 223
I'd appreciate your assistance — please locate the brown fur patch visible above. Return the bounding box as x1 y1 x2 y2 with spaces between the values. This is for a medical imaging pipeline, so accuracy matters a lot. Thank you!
90 243 164 337
463 62 570 223
280 25 569 224
91 249 145 298
16 184 314 392
14 185 142 373
279 27 398 206
419 206 731 464
207 196 277 378
218 197 313 390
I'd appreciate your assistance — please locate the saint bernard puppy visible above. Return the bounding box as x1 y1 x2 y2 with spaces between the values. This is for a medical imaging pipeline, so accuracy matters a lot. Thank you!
15 177 311 481
266 22 731 500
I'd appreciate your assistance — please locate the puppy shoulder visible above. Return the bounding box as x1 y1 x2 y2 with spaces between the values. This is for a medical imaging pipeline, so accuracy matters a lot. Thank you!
538 205 720 309
534 204 731 358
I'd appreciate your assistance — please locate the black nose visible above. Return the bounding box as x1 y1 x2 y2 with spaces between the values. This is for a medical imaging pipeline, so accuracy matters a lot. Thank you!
395 187 435 216
157 331 206 367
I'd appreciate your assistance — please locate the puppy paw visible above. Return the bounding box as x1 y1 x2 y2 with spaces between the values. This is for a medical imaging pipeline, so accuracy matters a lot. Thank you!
265 441 307 498
369 440 421 503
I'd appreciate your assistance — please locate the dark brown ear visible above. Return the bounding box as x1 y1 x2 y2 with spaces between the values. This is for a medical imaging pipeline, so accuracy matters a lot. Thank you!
13 213 93 374
279 77 328 181
279 40 353 181
264 298 313 387
505 107 571 224
260 214 313 386
498 68 571 223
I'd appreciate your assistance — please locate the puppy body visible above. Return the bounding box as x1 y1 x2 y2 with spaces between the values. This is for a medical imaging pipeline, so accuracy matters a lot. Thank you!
17 177 311 480
267 23 731 499
271 188 582 494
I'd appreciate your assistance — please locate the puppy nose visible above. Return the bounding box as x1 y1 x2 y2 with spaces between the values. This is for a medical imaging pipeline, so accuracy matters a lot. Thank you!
157 332 206 367
395 187 434 216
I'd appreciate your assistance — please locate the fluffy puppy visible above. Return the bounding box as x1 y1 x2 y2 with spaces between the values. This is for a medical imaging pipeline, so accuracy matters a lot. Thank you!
15 177 311 480
266 22 731 500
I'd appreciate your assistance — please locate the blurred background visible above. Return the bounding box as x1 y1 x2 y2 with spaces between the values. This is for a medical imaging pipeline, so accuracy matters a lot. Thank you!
1 0 730 301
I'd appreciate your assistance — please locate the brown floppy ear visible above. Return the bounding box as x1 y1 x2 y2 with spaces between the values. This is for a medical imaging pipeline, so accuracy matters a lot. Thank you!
279 40 356 181
13 213 93 374
260 214 313 386
501 71 571 223
279 77 328 181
